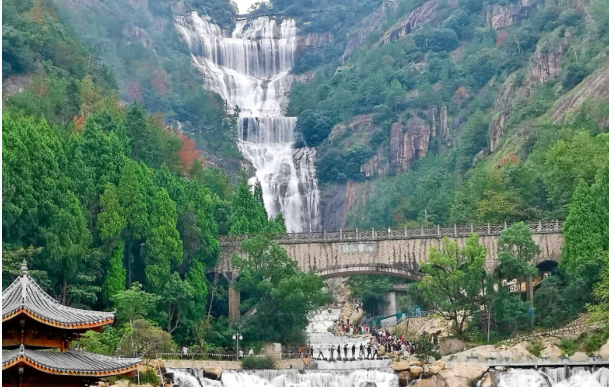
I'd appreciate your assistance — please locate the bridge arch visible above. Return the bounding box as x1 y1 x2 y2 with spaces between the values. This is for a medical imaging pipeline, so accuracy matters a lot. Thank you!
316 264 423 281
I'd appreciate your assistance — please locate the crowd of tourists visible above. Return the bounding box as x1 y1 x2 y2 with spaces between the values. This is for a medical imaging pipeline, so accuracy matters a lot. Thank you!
370 327 418 356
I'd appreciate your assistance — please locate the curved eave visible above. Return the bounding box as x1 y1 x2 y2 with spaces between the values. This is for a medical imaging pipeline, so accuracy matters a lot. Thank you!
2 308 114 330
2 357 140 377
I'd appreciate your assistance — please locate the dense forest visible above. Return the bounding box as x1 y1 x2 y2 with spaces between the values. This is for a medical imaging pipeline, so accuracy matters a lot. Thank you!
281 0 609 229
2 0 327 356
2 0 609 358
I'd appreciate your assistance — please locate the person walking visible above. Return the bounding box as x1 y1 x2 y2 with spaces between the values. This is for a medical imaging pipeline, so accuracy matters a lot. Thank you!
359 343 365 359
351 344 356 358
366 344 372 359
317 346 325 361
337 344 342 360
330 345 335 361
343 344 348 359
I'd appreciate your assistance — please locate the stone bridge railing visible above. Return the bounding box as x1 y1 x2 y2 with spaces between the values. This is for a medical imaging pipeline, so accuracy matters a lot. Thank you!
219 221 564 246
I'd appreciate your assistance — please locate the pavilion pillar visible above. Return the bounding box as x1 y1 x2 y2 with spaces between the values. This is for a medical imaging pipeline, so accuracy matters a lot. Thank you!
228 281 240 323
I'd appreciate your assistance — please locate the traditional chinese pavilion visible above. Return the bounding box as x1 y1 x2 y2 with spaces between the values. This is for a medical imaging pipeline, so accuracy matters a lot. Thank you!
2 262 141 387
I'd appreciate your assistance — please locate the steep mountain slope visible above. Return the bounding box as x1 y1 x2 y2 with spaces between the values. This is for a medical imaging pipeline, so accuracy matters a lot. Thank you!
278 0 609 229
47 0 242 165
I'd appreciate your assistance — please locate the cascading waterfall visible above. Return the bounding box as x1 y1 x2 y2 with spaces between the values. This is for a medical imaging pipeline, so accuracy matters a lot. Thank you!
167 368 398 387
494 367 609 387
175 12 320 232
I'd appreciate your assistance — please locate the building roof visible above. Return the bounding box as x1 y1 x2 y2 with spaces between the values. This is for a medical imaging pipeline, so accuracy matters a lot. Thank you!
2 261 115 329
2 345 141 376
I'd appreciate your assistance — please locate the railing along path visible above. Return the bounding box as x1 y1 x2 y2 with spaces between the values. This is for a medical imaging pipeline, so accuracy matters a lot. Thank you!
219 220 563 246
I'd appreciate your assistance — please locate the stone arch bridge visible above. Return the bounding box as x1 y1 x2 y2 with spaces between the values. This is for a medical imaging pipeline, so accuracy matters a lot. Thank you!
214 221 564 321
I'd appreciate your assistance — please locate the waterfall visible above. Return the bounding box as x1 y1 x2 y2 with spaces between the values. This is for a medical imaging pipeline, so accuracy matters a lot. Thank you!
495 367 609 387
175 12 320 232
166 368 399 387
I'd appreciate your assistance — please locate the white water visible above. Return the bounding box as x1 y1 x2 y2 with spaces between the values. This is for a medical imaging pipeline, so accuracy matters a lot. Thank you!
175 12 320 232
495 367 609 387
167 368 398 387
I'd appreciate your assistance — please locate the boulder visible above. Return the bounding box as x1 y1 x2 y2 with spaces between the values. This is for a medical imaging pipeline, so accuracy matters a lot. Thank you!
435 360 446 370
549 354 561 362
509 342 531 361
203 367 222 380
480 373 493 387
476 354 486 363
455 353 468 363
439 363 488 387
392 361 410 372
600 339 609 360
541 345 562 358
411 366 424 378
429 365 442 374
410 360 423 367
410 376 448 387
569 352 588 362
398 370 413 386
439 338 466 356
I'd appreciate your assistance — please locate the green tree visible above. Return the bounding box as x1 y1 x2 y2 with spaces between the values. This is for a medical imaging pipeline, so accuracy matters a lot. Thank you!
229 183 268 235
497 222 540 299
97 183 126 246
117 160 150 286
145 189 182 293
232 235 329 343
102 241 126 302
111 282 159 324
542 131 609 206
560 180 605 299
418 235 487 336
159 272 193 333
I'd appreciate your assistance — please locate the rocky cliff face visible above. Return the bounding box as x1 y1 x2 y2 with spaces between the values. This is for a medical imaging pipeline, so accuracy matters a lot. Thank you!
390 117 432 171
378 0 445 46
342 0 398 61
549 63 609 122
484 0 539 30
320 181 369 231
297 32 333 51
490 72 519 152
524 44 563 87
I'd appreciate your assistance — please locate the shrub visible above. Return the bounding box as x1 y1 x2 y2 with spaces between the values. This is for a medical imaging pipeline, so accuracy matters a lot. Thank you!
582 329 609 353
559 339 577 356
241 356 275 369
527 340 543 357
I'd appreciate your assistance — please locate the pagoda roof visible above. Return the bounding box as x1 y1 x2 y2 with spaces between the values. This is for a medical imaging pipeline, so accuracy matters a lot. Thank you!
2 345 141 376
2 261 114 329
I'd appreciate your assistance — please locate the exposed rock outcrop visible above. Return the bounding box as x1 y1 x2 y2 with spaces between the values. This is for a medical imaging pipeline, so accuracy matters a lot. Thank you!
343 0 398 61
379 0 449 46
484 0 539 30
524 44 564 88
123 26 154 49
438 363 488 387
390 117 432 171
2 75 32 98
489 72 519 152
297 33 333 50
548 63 609 123
319 181 368 231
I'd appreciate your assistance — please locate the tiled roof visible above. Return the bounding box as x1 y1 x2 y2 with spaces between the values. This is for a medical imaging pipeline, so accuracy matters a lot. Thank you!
2 345 141 376
2 261 114 328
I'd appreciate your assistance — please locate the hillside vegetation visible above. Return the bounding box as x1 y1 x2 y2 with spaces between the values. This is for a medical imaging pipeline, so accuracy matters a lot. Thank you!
276 0 609 230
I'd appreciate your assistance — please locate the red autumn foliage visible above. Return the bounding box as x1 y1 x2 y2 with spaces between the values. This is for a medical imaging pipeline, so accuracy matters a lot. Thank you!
496 30 509 46
152 70 168 96
128 82 141 101
177 134 203 175
72 114 86 134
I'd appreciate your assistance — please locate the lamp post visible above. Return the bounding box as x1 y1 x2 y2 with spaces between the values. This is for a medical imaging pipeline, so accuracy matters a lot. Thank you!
232 332 243 360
